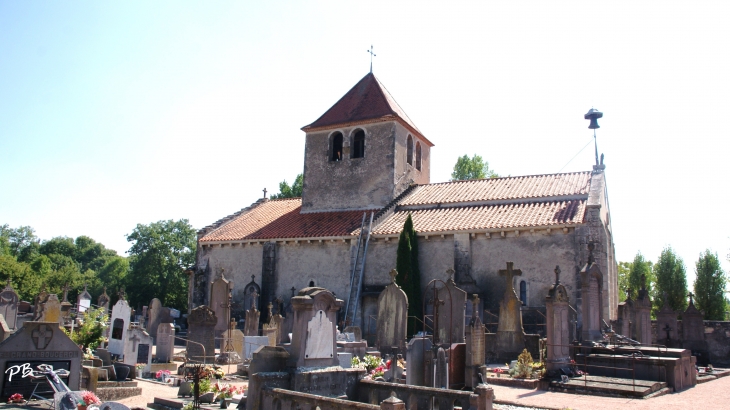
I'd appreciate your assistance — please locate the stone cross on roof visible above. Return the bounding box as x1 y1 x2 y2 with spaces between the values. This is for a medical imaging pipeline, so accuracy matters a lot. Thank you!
389 269 398 284
626 287 632 300
129 334 140 352
118 287 126 301
640 274 647 291
499 262 522 294
263 188 267 199
471 294 480 312
291 287 296 297
62 283 70 303
554 266 561 284
688 292 694 305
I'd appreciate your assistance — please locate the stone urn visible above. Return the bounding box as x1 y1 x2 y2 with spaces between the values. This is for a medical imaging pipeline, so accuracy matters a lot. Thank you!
115 365 130 381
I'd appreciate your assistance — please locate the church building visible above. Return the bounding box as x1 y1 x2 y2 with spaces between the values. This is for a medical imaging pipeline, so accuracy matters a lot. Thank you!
190 72 618 339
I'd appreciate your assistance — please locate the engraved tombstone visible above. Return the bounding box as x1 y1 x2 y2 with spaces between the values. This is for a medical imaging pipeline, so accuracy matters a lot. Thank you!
682 292 708 362
145 298 162 339
244 291 260 337
0 280 19 330
465 295 486 388
77 284 92 314
39 294 62 324
656 294 679 347
545 266 571 373
580 244 604 343
210 275 232 339
123 326 153 373
439 272 466 344
405 337 432 386
495 262 526 360
288 287 343 367
376 269 408 356
108 298 132 357
156 323 175 363
187 305 217 363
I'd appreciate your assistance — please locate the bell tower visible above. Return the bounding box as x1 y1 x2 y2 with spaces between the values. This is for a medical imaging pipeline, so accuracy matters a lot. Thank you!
300 73 433 213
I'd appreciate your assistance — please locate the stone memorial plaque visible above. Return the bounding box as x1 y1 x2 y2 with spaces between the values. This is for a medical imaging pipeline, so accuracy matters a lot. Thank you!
137 344 150 364
304 310 334 359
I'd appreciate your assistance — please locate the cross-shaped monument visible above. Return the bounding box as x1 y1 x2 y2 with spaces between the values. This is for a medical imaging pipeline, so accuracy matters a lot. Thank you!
32 325 52 349
62 283 70 303
499 262 522 297
118 287 126 301
389 268 397 284
220 289 241 353
663 323 673 341
129 334 141 353
367 45 376 73
688 292 694 305
262 188 267 199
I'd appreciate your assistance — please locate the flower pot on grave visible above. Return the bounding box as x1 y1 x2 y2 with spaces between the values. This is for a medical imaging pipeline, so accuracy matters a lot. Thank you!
199 392 215 403
115 365 130 381
220 398 232 408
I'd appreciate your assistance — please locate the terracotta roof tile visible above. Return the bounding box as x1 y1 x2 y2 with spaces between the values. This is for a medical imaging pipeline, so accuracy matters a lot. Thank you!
372 200 586 235
302 73 430 144
200 198 372 242
398 172 591 206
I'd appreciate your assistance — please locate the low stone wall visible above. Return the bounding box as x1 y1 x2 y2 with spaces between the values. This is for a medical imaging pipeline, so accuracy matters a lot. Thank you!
651 320 730 367
261 388 382 410
357 379 494 410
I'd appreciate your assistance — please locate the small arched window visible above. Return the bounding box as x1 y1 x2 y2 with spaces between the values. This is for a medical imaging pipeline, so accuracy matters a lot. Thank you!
331 132 343 161
112 318 124 340
519 280 527 306
406 135 413 165
416 142 422 171
351 129 365 158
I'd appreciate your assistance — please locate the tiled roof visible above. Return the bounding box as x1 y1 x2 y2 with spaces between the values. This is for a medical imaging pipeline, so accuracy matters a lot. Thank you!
302 73 430 144
199 198 371 242
398 172 591 206
371 200 587 235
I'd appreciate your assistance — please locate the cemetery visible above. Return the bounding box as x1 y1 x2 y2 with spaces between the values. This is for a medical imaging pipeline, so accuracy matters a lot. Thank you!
0 241 728 410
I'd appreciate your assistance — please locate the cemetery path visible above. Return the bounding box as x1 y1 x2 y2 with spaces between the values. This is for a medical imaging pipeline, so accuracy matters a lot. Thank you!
490 375 730 410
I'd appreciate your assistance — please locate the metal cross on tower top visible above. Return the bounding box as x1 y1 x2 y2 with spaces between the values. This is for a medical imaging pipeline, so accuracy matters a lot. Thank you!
263 188 267 199
499 262 522 294
367 45 376 73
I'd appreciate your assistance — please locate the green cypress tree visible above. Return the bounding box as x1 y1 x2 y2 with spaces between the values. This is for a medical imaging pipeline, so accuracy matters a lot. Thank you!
404 214 422 336
654 247 688 316
395 229 412 295
627 252 654 299
694 250 727 320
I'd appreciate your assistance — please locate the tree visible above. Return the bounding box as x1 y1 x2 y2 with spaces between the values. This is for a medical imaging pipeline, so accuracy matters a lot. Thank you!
451 154 498 181
617 261 631 301
653 247 688 315
270 174 303 199
395 214 422 337
126 219 196 310
694 250 727 320
627 252 654 299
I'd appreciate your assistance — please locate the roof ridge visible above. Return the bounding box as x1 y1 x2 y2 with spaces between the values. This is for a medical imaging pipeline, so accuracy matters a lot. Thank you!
197 198 270 236
442 170 592 186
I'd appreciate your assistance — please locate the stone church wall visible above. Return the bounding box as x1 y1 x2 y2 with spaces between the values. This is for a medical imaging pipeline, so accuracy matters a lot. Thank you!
393 121 430 188
197 242 264 304
275 241 352 298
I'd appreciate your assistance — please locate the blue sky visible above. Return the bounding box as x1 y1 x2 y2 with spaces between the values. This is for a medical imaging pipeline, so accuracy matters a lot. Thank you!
2 1 729 283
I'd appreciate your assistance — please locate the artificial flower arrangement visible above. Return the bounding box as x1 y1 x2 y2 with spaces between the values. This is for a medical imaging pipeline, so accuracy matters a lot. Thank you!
78 391 101 408
82 347 94 361
212 382 245 399
8 393 24 403
156 369 172 381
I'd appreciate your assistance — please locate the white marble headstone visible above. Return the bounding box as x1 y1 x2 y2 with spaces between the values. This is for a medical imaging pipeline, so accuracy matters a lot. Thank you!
304 310 334 360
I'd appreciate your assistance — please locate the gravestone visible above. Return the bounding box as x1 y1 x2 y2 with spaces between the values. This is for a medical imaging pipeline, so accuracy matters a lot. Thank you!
435 347 448 388
32 284 49 321
465 295 486 388
243 336 270 360
156 323 175 363
426 269 467 346
288 287 343 367
580 243 604 343
0 280 19 330
281 287 296 343
656 294 679 347
0 315 10 342
634 275 652 345
187 305 217 363
108 298 132 357
210 275 233 339
60 284 73 320
376 269 408 356
545 266 571 373
146 298 163 342
76 284 92 313
682 292 708 363
262 322 277 347
0 322 82 400
494 262 526 360
123 326 153 373
266 301 285 344
244 291 260 337
97 287 110 316
39 294 62 324
405 337 432 386
242 275 261 321
229 329 245 357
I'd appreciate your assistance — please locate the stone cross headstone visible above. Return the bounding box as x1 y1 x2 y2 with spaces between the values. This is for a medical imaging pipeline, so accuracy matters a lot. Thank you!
0 322 82 399
108 298 132 357
262 303 278 346
156 323 175 363
0 279 19 330
545 266 571 373
39 294 62 324
76 283 92 313
288 287 343 367
210 275 232 339
656 293 678 347
187 305 217 363
244 290 260 336
267 299 285 344
495 262 525 359
580 243 604 342
405 337 432 386
376 269 409 356
146 298 163 342
97 287 110 316
465 295 486 388
123 326 153 373
60 283 73 321
32 284 49 321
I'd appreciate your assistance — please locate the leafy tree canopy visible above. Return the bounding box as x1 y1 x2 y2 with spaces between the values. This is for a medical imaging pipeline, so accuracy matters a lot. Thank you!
270 174 303 199
653 246 688 316
694 250 727 320
628 252 654 299
126 219 196 310
451 154 499 181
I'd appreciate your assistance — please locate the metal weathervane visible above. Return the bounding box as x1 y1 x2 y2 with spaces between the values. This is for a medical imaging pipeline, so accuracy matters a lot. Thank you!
367 45 376 73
